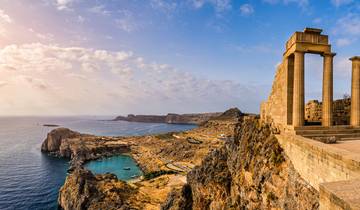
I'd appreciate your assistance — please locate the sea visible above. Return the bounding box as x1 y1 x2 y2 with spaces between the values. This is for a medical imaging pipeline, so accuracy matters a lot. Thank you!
0 116 196 210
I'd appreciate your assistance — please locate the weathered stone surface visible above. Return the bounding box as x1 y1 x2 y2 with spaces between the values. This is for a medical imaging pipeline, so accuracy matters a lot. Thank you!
58 168 137 210
261 28 335 128
163 117 319 210
41 128 81 153
305 98 351 125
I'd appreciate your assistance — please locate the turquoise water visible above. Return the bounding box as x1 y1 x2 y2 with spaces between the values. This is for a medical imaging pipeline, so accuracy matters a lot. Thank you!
0 116 196 210
85 155 143 180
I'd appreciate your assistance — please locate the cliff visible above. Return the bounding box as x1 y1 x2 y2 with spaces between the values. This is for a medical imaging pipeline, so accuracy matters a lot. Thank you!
162 117 319 210
41 128 81 154
58 168 140 209
113 112 223 124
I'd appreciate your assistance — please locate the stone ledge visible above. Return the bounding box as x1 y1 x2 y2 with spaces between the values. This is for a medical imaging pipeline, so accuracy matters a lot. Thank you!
320 179 360 210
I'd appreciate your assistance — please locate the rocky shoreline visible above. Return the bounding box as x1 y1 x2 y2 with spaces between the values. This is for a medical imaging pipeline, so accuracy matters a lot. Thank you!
42 108 242 209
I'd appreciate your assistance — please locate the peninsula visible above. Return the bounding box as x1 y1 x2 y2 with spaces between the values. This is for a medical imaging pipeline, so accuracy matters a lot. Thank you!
113 112 222 125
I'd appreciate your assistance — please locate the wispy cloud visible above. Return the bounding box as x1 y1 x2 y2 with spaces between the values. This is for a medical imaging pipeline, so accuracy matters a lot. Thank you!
331 0 353 7
0 9 12 37
55 0 75 10
189 0 232 13
263 0 309 8
115 10 138 32
239 4 254 16
336 38 352 47
150 0 178 15
332 13 360 47
88 4 111 16
334 13 360 36
0 43 262 115
0 9 12 23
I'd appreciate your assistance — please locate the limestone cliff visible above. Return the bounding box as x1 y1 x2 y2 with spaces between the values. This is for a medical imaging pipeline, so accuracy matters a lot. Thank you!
162 117 319 210
58 168 140 210
41 128 81 153
41 128 130 170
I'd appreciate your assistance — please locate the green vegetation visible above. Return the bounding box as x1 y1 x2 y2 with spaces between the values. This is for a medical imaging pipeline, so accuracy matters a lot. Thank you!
143 170 177 180
270 146 285 165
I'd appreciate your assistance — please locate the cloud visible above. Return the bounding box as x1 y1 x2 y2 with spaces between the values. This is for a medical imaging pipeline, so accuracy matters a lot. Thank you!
88 5 111 16
188 0 232 13
334 13 360 36
239 4 254 16
55 0 74 10
0 43 262 115
115 10 138 32
0 9 12 37
0 9 12 23
150 0 178 15
336 38 352 47
331 0 353 7
262 0 309 8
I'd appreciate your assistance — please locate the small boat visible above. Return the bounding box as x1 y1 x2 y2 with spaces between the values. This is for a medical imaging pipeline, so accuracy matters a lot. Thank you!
123 167 131 170
131 175 138 178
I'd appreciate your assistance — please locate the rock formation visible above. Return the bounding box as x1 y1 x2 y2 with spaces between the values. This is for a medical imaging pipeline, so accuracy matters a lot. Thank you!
113 112 223 125
58 168 139 210
41 128 81 153
162 117 319 209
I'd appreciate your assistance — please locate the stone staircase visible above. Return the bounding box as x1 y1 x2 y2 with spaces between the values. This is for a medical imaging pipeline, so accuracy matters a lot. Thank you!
294 126 360 141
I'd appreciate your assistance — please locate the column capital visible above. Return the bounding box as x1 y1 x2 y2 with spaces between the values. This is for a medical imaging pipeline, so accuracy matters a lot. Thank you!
350 56 360 62
294 50 305 54
322 52 336 57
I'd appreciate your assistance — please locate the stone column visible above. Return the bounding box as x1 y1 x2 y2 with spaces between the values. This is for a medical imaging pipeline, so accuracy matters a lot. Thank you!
350 56 360 126
293 51 305 127
322 53 335 126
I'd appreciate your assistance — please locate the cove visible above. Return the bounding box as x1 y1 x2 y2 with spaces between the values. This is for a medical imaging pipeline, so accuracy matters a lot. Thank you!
84 155 142 181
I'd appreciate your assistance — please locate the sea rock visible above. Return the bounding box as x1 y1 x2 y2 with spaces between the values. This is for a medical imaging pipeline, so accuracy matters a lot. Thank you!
41 128 80 153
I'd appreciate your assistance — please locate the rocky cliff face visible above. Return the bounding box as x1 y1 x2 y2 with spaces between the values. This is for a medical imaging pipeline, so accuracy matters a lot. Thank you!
41 128 130 170
58 168 139 210
162 117 319 210
41 128 81 153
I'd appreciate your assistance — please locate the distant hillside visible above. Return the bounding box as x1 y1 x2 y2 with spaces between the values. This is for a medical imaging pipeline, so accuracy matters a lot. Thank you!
113 112 223 125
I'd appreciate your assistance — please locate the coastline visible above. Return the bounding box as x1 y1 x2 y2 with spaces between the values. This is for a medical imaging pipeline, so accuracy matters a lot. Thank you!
41 109 241 209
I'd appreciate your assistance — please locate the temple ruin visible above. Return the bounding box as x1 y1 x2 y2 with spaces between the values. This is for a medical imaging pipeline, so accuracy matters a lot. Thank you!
261 28 360 209
261 28 360 130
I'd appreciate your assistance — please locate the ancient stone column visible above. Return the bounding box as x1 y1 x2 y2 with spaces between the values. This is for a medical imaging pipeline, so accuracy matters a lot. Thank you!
293 51 305 127
350 56 360 126
322 53 335 126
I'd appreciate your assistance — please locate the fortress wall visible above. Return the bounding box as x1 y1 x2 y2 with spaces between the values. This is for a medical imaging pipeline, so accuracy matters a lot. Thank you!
261 62 288 129
276 134 360 191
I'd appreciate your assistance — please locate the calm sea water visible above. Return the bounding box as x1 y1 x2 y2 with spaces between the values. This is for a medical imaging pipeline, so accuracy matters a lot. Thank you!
0 116 196 210
85 155 143 180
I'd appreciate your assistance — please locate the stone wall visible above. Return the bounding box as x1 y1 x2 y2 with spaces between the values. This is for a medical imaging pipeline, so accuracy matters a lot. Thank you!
276 134 360 191
261 62 289 130
305 98 351 125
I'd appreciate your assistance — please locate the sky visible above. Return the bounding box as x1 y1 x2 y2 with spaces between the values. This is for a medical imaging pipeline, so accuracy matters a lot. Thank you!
0 0 359 116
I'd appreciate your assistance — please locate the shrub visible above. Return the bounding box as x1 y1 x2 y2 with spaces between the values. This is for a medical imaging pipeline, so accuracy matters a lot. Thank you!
144 170 177 180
